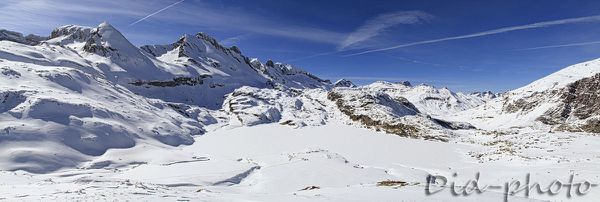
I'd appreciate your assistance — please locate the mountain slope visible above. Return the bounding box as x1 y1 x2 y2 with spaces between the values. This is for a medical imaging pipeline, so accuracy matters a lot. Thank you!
454 58 600 131
0 58 203 173
361 81 491 117
43 23 331 109
0 22 332 172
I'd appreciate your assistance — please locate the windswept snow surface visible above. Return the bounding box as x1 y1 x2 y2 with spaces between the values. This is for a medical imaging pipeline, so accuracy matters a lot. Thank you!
1 23 600 201
0 58 202 173
2 123 598 201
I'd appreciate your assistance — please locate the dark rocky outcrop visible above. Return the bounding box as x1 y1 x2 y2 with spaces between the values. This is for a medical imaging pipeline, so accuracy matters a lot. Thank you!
333 79 357 88
130 75 212 87
48 25 92 44
536 73 600 133
502 92 548 114
0 29 47 45
327 90 451 141
394 81 412 87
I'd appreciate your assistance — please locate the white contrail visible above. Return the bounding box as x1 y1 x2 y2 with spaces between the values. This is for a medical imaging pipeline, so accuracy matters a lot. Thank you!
284 50 341 63
345 14 600 56
129 0 185 26
513 40 600 51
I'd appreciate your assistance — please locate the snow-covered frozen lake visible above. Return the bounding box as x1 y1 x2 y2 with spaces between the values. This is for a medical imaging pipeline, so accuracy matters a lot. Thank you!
1 123 598 201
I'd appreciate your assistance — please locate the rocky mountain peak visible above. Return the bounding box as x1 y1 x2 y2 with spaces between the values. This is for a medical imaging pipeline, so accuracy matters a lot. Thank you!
334 79 357 88
394 81 412 87
46 25 93 46
470 91 498 99
83 22 139 55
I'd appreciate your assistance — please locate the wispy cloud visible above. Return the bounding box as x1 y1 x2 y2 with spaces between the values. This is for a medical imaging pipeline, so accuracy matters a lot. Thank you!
219 34 246 46
0 0 346 45
0 0 145 34
339 11 432 50
129 0 185 26
219 35 242 46
149 1 347 45
346 14 600 56
284 50 342 63
513 40 600 51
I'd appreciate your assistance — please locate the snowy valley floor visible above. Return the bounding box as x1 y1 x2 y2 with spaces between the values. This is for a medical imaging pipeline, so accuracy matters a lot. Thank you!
0 122 599 201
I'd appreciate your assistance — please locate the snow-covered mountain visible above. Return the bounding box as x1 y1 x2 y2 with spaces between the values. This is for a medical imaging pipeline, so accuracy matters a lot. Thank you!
0 22 487 173
470 91 501 100
361 81 492 117
42 22 331 109
333 79 357 88
453 58 600 132
0 22 334 172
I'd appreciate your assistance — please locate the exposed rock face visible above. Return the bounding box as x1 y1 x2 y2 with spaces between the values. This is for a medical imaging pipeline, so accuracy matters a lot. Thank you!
535 73 600 132
394 81 412 87
82 22 141 57
140 33 331 93
170 33 243 61
247 58 332 89
327 88 451 141
496 71 600 133
560 73 600 119
431 118 476 130
502 92 547 114
47 25 92 45
327 90 418 138
0 29 47 45
470 91 499 100
333 79 357 88
364 82 489 117
581 118 600 133
130 75 212 87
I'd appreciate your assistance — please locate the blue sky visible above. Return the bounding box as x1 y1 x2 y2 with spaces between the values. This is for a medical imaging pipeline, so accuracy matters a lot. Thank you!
3 0 600 92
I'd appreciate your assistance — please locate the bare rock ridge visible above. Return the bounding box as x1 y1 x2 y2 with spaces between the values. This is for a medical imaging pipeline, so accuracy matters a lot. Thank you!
535 73 600 132
0 29 47 45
